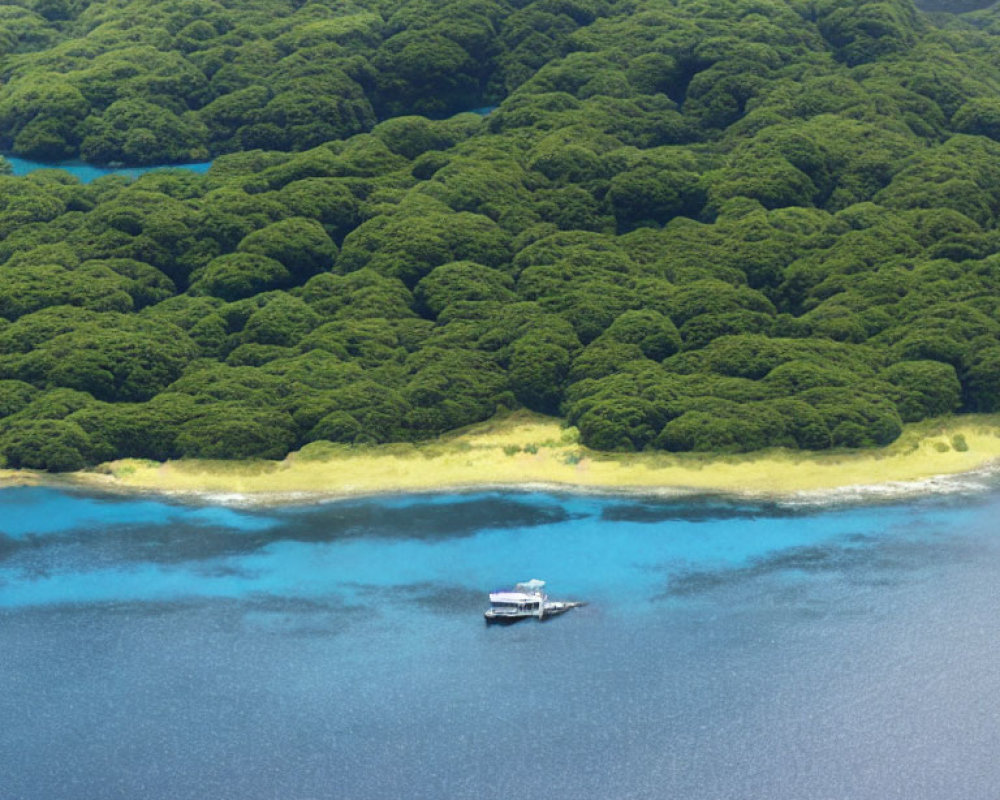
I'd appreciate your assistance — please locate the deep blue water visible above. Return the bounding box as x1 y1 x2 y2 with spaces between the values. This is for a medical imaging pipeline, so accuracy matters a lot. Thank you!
4 156 213 183
2 484 1000 799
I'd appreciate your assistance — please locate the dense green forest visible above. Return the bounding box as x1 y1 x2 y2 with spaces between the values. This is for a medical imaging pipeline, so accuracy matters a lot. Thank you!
3 0 1000 469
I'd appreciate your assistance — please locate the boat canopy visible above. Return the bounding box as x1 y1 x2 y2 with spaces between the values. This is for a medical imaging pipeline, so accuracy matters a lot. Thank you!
514 579 545 592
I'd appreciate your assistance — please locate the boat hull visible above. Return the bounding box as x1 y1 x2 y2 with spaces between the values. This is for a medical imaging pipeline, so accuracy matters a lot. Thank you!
483 602 582 624
483 612 535 625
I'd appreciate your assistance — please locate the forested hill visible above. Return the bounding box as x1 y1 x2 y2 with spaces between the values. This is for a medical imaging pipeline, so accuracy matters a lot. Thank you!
3 1 1000 470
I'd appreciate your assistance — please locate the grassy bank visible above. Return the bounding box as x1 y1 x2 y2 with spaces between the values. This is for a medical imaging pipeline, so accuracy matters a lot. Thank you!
23 410 997 502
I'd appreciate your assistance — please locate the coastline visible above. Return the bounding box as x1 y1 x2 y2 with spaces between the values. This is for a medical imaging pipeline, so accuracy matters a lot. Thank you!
4 411 1000 506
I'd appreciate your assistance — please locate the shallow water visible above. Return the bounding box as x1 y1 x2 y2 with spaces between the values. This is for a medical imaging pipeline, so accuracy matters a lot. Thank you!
2 485 1000 799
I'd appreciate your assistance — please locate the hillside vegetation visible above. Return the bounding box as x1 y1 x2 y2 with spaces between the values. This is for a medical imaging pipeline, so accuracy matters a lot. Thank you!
2 0 1000 469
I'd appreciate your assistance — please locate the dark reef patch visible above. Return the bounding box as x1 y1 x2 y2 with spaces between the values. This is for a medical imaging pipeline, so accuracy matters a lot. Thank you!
276 494 584 542
658 534 977 600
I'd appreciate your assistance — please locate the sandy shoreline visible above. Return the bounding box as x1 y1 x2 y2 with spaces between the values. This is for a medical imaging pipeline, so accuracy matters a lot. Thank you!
3 411 1000 507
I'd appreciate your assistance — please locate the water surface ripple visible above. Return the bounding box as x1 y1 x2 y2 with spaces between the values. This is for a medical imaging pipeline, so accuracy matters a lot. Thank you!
2 485 999 799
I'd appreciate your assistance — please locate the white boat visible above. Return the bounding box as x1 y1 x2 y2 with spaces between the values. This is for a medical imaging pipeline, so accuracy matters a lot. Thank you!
484 579 583 624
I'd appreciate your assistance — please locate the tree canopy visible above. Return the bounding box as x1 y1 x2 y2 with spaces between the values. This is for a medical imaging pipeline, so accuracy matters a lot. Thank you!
1 0 1000 468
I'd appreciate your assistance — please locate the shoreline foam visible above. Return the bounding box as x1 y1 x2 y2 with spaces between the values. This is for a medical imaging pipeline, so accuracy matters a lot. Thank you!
4 411 1000 507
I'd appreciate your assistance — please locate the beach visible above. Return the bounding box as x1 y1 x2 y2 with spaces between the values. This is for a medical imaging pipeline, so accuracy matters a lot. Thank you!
6 410 999 504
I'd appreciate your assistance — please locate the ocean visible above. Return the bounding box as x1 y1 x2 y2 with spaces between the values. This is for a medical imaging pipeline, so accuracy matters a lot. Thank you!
2 483 999 799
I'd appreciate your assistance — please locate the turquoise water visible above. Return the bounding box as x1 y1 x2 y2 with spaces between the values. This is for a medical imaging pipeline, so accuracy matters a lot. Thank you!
2 485 1000 798
4 156 212 183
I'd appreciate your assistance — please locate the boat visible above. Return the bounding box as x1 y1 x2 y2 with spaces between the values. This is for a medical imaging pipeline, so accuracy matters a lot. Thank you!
484 579 584 624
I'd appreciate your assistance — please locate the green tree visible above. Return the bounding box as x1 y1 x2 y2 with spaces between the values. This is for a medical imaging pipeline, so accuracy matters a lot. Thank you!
190 253 293 300
237 217 337 281
1 418 92 471
175 405 298 460
881 360 961 421
414 261 515 318
508 335 572 412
